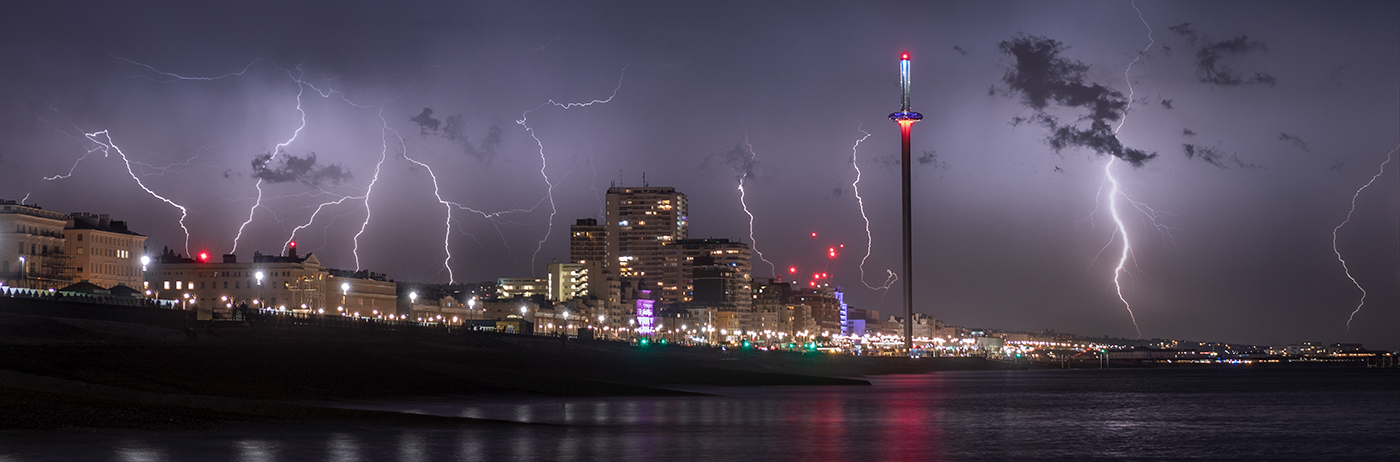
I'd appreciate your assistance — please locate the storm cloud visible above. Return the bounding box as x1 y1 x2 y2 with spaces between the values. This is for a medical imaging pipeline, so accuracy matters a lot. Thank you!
998 35 1156 166
1182 144 1261 170
1170 23 1275 86
250 152 352 186
442 115 505 165
409 108 441 135
1278 132 1309 152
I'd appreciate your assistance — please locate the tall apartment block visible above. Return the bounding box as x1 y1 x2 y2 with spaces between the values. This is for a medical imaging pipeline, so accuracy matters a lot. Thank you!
605 186 688 291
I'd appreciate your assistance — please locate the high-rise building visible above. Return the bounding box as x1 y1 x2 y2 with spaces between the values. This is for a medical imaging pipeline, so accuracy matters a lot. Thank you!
570 218 606 266
605 186 687 288
663 238 751 310
569 217 614 304
65 212 147 290
1 200 74 289
546 260 584 302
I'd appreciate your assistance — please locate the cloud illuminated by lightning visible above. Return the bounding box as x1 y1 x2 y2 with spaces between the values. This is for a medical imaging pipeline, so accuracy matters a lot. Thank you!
848 126 897 291
1335 144 1397 329
516 68 626 275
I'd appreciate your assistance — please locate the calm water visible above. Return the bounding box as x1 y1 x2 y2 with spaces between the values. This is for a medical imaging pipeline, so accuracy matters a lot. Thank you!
2 368 1396 461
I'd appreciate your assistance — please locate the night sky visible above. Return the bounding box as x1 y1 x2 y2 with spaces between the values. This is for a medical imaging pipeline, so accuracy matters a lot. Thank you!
2 1 1396 349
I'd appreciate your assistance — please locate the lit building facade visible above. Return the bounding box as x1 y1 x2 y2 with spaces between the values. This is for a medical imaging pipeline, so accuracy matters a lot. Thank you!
605 186 687 286
0 200 73 289
663 238 751 309
546 260 584 302
65 212 146 291
496 277 547 299
150 249 334 316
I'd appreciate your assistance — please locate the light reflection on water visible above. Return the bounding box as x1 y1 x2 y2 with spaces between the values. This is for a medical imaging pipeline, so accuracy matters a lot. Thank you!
0 369 1395 461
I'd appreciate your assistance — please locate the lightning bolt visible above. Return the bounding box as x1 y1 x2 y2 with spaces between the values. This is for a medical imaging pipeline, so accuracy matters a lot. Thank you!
516 68 626 275
232 64 311 254
102 56 321 256
740 132 777 277
849 126 897 291
1335 145 1397 329
1100 0 1154 338
76 130 193 254
353 132 389 271
284 190 365 253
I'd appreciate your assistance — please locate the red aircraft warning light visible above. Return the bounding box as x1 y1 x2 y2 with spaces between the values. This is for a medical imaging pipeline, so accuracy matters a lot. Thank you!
198 251 209 262
789 266 797 274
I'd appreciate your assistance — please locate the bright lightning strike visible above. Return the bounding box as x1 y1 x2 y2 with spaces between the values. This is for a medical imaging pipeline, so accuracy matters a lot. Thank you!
516 68 626 275
849 126 897 291
1100 0 1154 338
1334 145 1397 330
284 190 365 253
74 130 193 255
353 128 389 271
232 65 312 254
740 133 777 278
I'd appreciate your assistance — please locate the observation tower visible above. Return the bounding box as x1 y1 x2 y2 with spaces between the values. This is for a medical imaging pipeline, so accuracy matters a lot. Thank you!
889 53 922 355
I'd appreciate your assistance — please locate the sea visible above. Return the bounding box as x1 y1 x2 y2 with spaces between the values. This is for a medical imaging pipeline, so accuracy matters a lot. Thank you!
2 367 1396 461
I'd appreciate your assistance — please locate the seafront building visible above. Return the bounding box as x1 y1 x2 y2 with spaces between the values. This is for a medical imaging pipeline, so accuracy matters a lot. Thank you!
605 185 688 285
1 200 146 291
148 247 396 319
1 200 72 289
65 212 147 291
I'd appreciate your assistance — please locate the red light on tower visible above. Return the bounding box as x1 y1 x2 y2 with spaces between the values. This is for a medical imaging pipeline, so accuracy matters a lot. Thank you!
289 241 296 249
198 252 209 262
810 232 817 238
789 266 797 274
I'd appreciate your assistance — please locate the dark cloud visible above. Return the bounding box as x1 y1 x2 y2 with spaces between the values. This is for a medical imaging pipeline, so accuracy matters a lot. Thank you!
917 150 948 169
1278 132 1309 152
250 152 352 186
953 46 968 56
1183 128 1196 137
1160 99 1173 109
1330 160 1345 171
1182 144 1262 170
1053 165 1064 173
441 115 505 165
1168 22 1197 38
724 143 757 181
1172 24 1275 86
699 143 757 182
829 186 843 199
409 108 441 135
997 35 1156 166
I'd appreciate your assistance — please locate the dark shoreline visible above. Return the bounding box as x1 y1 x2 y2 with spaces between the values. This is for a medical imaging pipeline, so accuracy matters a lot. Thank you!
0 313 996 430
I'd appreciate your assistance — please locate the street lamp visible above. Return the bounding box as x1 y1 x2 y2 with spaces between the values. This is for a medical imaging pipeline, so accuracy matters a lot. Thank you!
17 256 25 287
254 271 264 310
560 310 568 336
468 297 476 320
340 281 349 315
139 255 150 291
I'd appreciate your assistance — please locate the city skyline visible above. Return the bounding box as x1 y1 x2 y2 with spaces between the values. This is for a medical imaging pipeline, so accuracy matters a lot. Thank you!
0 1 1396 350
